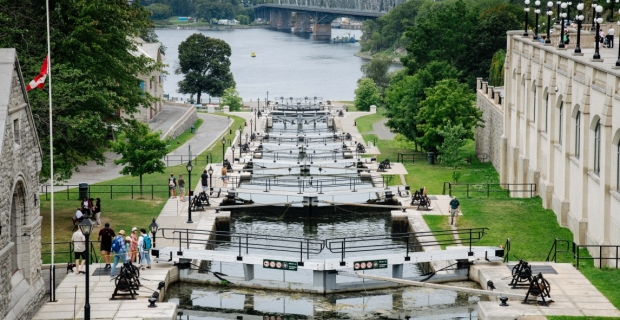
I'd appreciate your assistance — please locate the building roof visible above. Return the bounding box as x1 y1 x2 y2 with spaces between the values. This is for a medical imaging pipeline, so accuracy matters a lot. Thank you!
133 38 163 62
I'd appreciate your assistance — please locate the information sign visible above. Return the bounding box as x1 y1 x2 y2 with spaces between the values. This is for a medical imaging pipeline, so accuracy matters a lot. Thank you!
353 259 388 270
263 259 298 271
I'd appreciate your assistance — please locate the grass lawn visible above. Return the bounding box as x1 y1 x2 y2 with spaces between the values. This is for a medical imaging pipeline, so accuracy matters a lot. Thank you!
354 109 385 133
166 118 204 152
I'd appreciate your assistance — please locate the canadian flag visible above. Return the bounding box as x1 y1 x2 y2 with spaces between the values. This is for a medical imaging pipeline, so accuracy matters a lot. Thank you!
26 55 49 91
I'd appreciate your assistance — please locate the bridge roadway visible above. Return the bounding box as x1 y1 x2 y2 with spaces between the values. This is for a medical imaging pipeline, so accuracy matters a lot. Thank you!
254 3 386 19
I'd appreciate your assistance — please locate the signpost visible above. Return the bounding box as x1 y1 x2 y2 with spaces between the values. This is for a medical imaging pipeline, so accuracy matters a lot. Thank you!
353 259 388 270
263 259 298 271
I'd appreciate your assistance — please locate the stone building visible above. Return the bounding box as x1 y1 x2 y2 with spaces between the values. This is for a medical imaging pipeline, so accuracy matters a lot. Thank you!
0 49 45 318
476 30 620 263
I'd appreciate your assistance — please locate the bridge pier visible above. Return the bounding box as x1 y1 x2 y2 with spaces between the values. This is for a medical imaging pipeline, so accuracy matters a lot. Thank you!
270 10 292 30
313 23 332 37
294 13 312 33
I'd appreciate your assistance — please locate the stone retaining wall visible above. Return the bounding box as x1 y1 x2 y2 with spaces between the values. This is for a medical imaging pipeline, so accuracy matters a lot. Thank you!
475 79 504 173
162 106 198 140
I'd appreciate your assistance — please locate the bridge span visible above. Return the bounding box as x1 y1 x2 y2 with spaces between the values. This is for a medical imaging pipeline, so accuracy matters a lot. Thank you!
254 2 397 37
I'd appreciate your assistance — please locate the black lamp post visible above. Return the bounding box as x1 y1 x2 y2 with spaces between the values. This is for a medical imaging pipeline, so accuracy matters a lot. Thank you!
250 119 253 136
575 3 585 53
525 0 531 36
547 1 554 43
609 0 619 21
231 145 236 162
557 1 562 23
534 1 541 39
208 166 214 192
560 2 567 48
149 218 159 249
186 159 193 223
267 91 269 105
79 217 94 320
221 137 226 165
592 0 598 30
238 126 243 150
254 110 257 131
567 2 572 25
594 4 603 59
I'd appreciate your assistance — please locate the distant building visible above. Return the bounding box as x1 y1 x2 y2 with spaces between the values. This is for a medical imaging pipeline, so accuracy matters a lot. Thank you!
0 48 45 319
217 19 239 25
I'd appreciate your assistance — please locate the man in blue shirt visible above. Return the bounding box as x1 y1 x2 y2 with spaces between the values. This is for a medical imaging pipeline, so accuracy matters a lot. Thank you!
110 230 127 277
449 196 460 227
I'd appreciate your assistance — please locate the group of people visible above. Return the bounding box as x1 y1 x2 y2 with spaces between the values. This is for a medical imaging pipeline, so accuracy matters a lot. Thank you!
168 165 231 199
70 222 153 277
73 197 102 226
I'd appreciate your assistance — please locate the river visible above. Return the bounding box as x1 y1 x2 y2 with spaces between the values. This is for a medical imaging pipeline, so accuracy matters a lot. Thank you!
155 28 365 102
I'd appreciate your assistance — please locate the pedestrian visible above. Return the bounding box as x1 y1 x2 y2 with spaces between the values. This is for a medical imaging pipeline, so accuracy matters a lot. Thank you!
178 174 186 202
125 236 132 260
137 228 152 270
72 226 86 274
221 166 228 187
130 227 139 263
201 169 209 192
73 207 84 224
81 197 93 215
607 27 615 48
449 196 461 227
110 230 127 277
98 222 115 269
93 198 101 226
168 173 177 198
600 29 606 46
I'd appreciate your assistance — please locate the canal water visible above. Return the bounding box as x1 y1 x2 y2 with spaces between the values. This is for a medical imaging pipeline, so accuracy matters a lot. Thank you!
155 28 365 101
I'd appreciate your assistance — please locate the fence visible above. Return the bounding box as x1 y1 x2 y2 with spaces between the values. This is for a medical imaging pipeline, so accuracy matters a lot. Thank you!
396 153 489 164
163 153 213 167
574 243 620 269
442 182 537 198
40 184 171 200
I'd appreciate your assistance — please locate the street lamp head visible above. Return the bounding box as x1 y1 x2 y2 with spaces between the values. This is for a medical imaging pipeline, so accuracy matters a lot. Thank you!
561 12 567 17
536 0 541 5
596 4 603 11
149 218 159 235
222 137 226 145
577 3 584 10
231 145 235 151
525 0 530 4
556 0 561 4
186 160 193 173
548 1 554 7
208 165 214 175
561 2 567 8
535 8 541 13
525 7 530 11
597 17 604 22
79 218 94 236
579 14 585 19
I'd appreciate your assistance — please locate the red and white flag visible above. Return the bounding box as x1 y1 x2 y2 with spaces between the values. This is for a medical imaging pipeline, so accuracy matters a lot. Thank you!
26 55 49 91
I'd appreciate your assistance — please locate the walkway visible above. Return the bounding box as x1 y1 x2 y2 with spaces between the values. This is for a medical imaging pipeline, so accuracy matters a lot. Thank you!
372 118 396 140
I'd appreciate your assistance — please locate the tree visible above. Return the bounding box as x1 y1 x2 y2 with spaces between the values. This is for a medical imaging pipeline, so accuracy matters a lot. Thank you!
111 122 168 197
221 87 243 111
417 79 483 152
437 122 469 182
236 14 250 25
361 55 392 94
354 78 382 111
176 33 235 104
488 49 506 86
147 3 173 19
0 0 165 181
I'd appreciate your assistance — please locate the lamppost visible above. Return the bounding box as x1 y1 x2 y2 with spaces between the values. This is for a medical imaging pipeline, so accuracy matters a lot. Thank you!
257 97 260 110
525 0 531 36
250 119 253 136
79 217 94 320
575 3 585 54
232 145 236 162
208 166 214 192
266 91 269 105
149 218 159 250
594 4 604 59
567 2 572 25
560 2 567 48
186 159 193 223
534 1 541 39
238 126 243 150
592 0 598 30
609 0 619 21
254 109 257 131
547 1 554 43
221 137 226 165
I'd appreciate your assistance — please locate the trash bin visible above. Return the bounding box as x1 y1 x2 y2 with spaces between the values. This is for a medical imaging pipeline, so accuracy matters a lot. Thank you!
427 152 435 165
79 183 89 199
191 125 196 133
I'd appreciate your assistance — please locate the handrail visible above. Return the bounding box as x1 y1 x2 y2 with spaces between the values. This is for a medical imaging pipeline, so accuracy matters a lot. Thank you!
503 238 511 263
39 184 171 201
325 227 489 263
573 243 620 269
442 182 537 198
545 238 570 263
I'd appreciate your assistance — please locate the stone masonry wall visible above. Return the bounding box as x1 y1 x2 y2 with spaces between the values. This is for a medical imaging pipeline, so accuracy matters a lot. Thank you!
475 92 503 173
166 107 198 140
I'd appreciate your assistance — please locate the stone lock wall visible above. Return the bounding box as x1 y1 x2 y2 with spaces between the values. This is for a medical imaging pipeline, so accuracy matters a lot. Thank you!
475 81 504 174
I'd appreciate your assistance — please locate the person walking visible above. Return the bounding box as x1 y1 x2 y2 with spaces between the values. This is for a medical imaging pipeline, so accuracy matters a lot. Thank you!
129 227 139 263
201 169 209 192
221 166 228 188
110 230 127 277
72 226 87 274
93 198 101 226
98 222 115 269
168 173 177 198
607 27 615 48
449 196 461 227
178 174 186 202
137 228 152 270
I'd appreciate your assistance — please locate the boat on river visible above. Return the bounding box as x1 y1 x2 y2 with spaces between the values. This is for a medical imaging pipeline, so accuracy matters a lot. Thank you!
251 52 256 57
332 33 357 44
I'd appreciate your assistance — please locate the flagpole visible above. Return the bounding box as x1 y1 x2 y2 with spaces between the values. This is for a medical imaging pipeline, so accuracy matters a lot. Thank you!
45 0 56 303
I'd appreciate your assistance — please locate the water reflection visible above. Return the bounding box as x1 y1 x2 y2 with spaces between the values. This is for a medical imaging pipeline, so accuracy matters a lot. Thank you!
166 281 484 319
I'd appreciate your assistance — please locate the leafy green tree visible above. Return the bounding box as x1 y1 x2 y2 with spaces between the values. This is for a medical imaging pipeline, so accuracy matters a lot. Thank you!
112 122 168 197
221 87 243 111
147 3 173 19
359 0 420 53
236 15 250 25
361 55 392 94
0 0 164 181
354 78 382 111
384 61 462 142
417 79 483 152
437 122 469 182
176 33 235 104
488 49 505 86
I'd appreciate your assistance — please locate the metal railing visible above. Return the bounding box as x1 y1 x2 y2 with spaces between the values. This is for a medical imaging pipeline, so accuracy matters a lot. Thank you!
325 227 489 263
159 228 325 263
40 184 171 200
442 182 537 198
545 238 571 263
163 153 213 167
503 238 511 263
574 243 620 269
238 175 369 193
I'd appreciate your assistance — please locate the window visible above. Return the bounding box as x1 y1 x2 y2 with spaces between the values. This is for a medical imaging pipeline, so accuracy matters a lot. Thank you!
594 121 601 175
559 102 563 145
575 112 581 159
13 119 19 144
533 87 537 122
545 93 549 132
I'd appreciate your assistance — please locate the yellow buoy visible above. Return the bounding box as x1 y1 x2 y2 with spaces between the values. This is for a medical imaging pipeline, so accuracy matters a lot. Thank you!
251 52 256 57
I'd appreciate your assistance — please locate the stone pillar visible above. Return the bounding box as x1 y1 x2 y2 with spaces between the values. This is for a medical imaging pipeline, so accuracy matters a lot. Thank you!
271 10 292 30
313 23 331 37
294 13 311 33
313 270 337 291
392 264 403 278
243 264 254 281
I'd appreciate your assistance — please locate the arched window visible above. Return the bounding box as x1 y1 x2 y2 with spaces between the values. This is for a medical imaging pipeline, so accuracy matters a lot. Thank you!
575 112 581 159
559 102 563 145
545 93 549 132
594 121 601 175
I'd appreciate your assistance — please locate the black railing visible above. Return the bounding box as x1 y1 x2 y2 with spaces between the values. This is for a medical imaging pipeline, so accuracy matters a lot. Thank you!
442 182 537 198
239 175 369 193
40 184 171 200
325 228 489 263
397 153 424 164
159 228 325 263
574 243 620 269
41 240 100 265
163 153 212 167
503 238 511 263
545 238 571 263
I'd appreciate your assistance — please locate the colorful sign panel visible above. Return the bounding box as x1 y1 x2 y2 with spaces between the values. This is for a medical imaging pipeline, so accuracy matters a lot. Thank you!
353 259 388 270
263 259 298 271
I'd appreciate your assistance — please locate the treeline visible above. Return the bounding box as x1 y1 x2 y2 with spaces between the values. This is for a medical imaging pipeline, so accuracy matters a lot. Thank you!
141 0 256 24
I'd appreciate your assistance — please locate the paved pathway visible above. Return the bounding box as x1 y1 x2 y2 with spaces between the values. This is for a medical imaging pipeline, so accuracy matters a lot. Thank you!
372 118 396 140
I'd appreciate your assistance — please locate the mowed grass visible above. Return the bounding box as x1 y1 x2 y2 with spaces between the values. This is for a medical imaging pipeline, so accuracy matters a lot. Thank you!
166 118 204 152
355 109 386 133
